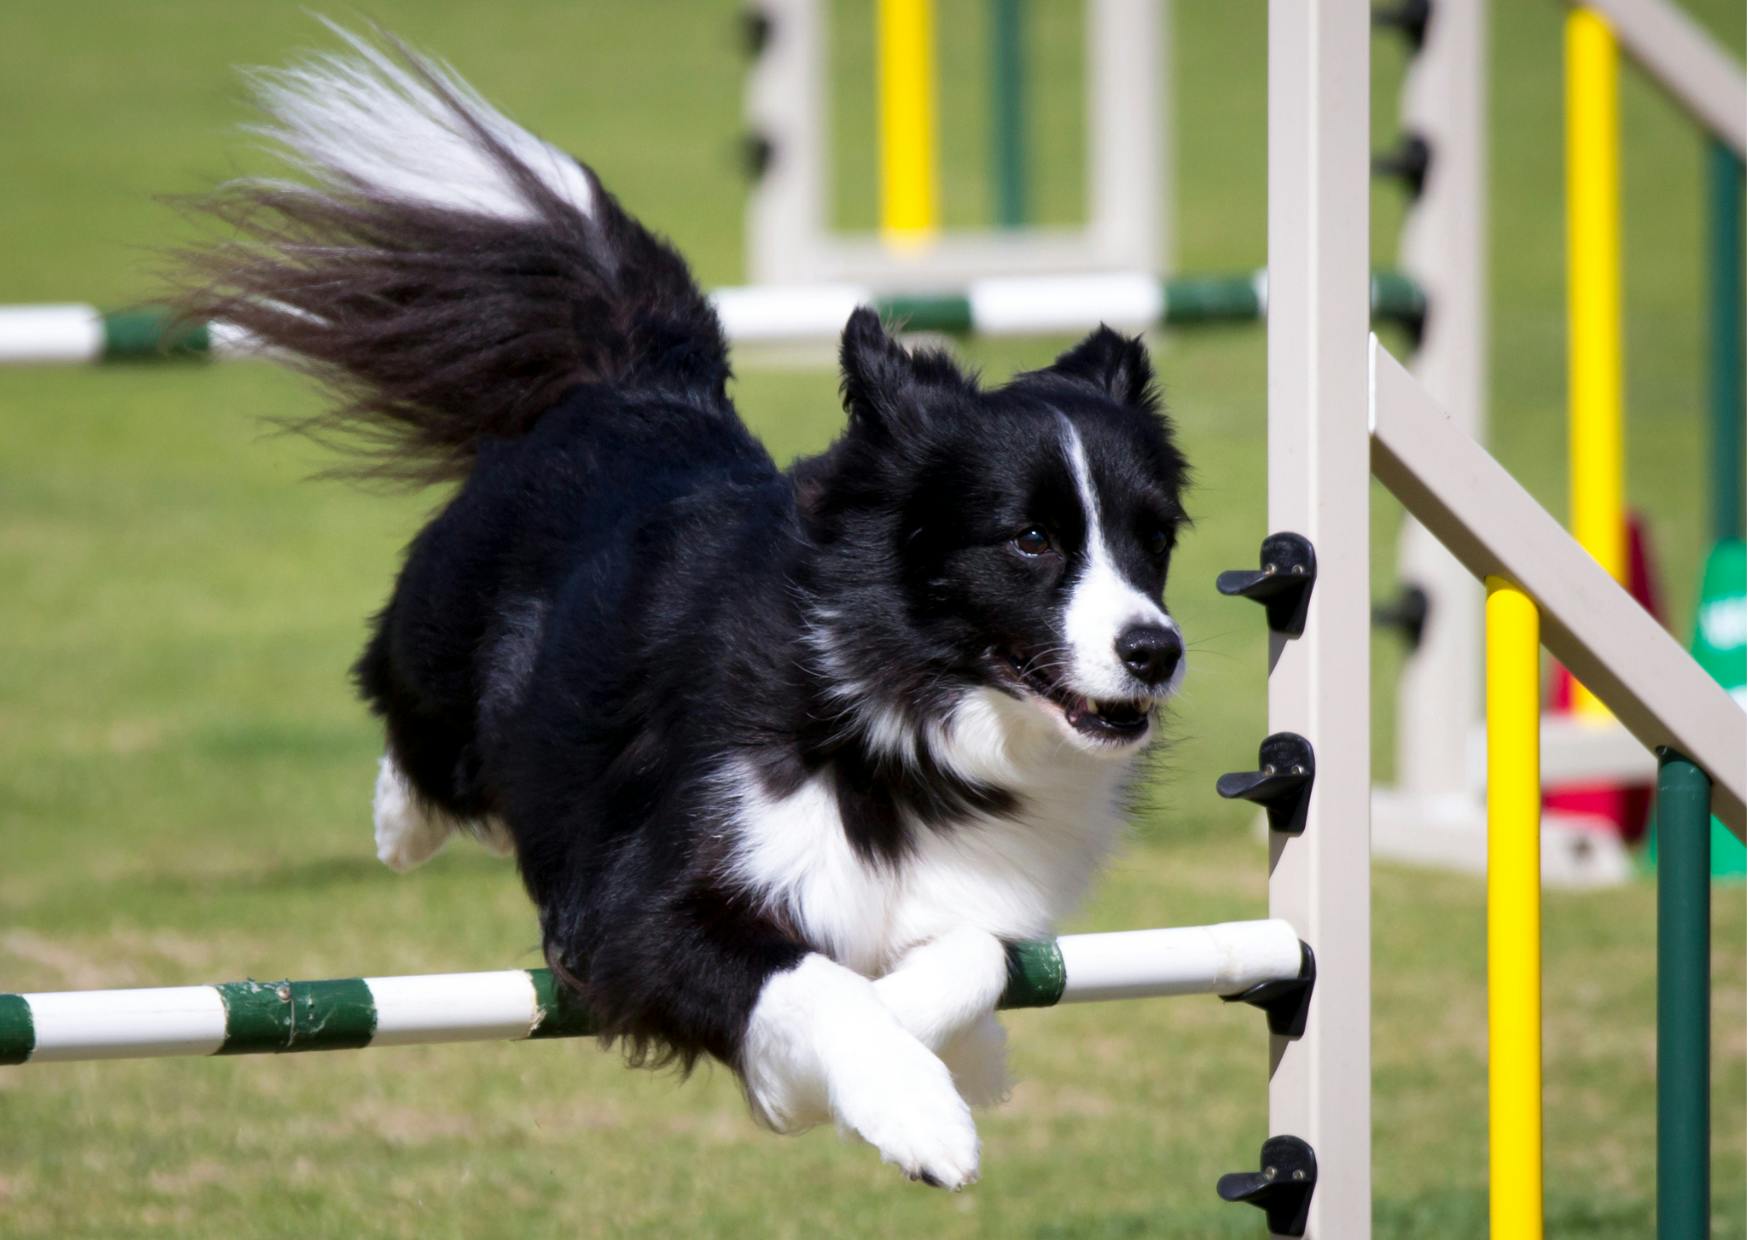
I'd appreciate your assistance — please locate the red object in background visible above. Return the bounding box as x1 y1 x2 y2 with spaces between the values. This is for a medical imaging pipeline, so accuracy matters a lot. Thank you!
1544 512 1661 843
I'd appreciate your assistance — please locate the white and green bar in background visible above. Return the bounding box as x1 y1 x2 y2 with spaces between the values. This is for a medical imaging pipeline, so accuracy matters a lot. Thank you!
0 919 1304 1065
0 272 1425 365
0 305 258 364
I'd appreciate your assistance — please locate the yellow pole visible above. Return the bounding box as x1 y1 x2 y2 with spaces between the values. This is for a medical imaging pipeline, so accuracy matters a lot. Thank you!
1486 577 1544 1240
877 0 939 247
1564 7 1624 717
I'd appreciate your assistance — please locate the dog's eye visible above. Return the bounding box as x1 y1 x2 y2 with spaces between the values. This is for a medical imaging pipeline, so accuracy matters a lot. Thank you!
1145 527 1173 559
1012 527 1052 557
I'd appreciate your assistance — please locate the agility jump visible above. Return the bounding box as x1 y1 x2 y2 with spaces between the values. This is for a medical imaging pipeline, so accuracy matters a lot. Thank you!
0 921 1310 1065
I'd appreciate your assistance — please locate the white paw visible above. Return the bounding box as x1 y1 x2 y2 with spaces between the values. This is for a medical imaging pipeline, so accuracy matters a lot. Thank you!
830 1034 981 1189
938 1013 1011 1108
740 955 980 1187
373 755 453 872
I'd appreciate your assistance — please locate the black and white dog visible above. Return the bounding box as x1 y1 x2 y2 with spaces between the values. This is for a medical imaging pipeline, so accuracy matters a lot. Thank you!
185 31 1188 1189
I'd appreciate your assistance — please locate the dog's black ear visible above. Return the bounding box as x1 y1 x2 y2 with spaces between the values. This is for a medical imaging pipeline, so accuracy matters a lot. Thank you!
1051 326 1157 411
839 306 969 436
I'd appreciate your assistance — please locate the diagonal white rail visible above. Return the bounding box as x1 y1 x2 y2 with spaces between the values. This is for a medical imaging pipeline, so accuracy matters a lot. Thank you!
1370 338 1748 837
1570 0 1746 157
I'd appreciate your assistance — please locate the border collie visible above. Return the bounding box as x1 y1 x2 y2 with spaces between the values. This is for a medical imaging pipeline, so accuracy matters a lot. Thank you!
181 29 1188 1190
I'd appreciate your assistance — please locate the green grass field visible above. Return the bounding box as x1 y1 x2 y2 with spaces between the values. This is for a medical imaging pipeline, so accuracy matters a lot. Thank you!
1 2 1743 1235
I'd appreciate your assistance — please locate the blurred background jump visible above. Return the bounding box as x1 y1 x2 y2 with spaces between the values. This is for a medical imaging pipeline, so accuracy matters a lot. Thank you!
743 0 1165 284
1370 0 1748 889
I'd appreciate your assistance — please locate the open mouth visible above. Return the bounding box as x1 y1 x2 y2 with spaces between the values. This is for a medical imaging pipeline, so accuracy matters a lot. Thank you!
993 649 1154 743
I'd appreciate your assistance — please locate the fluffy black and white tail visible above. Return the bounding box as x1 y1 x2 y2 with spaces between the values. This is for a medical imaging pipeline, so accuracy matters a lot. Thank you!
179 25 728 483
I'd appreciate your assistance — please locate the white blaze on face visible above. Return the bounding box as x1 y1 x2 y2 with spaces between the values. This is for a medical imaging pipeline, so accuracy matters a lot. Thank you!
1058 420 1183 701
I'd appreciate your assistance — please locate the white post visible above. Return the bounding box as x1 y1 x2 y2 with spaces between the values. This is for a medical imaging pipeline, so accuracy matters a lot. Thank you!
1086 0 1166 274
744 0 828 285
1390 0 1488 806
1266 1 1372 1236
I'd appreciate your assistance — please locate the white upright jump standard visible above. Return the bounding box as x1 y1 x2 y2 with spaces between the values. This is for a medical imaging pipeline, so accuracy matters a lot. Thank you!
1266 3 1372 1237
1381 0 1488 818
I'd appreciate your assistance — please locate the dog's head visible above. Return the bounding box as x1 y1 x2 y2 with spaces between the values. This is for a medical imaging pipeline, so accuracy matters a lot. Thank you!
800 309 1189 760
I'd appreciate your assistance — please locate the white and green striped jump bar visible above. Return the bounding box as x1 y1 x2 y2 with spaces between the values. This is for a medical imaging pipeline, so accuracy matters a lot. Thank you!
0 271 1424 365
0 919 1304 1065
0 306 257 364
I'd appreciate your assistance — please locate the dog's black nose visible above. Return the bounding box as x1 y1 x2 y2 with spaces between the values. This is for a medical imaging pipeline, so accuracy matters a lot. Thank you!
1115 624 1183 686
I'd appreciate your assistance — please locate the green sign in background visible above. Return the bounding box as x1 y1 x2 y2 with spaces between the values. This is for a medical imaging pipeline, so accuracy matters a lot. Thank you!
1653 538 1747 878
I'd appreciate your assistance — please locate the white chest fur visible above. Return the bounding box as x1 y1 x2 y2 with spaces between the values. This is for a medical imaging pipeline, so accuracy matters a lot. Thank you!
726 688 1139 976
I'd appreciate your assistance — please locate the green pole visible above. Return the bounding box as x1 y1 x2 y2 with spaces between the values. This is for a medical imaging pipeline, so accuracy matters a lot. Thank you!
989 0 1028 229
1707 140 1744 543
1655 749 1711 1239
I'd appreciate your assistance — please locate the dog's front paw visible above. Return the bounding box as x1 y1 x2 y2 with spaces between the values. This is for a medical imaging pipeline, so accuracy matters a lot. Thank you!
830 1035 980 1189
873 926 1009 1054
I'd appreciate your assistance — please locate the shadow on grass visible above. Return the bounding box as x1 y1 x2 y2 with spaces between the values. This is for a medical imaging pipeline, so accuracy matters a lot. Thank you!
190 717 372 763
127 849 509 898
1035 1208 1258 1238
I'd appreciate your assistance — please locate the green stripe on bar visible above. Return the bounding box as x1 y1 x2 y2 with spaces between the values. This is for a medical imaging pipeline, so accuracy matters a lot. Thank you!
101 308 209 361
1655 749 1711 1238
999 939 1066 1008
878 293 974 334
0 994 34 1065
1368 270 1427 334
528 968 598 1040
216 978 377 1054
1164 275 1262 325
216 980 296 1052
286 979 378 1052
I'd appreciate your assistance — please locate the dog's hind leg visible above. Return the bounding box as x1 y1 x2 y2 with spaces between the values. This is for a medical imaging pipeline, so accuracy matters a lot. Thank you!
373 753 460 872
